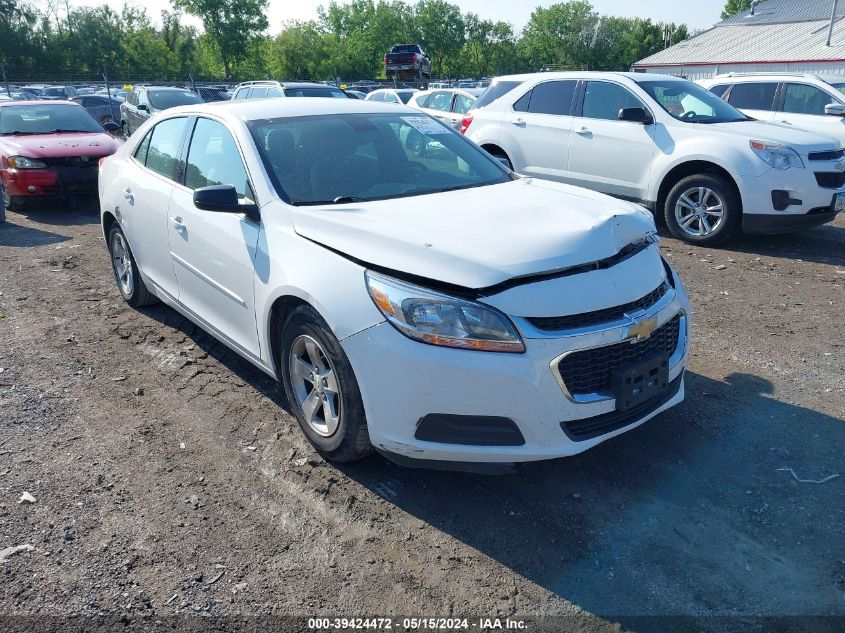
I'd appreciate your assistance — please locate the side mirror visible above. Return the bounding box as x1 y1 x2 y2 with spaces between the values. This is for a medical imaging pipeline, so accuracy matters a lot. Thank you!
619 107 653 124
137 103 148 112
824 103 845 117
102 121 120 133
193 185 259 220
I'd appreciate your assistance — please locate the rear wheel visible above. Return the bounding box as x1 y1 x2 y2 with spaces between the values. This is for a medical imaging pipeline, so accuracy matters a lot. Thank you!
120 120 129 138
664 173 740 246
108 223 158 307
280 305 373 463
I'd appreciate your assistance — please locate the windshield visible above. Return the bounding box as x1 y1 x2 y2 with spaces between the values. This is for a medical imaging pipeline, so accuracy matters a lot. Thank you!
251 112 508 205
43 87 67 97
285 87 349 99
0 104 103 135
148 90 204 110
393 45 420 53
639 80 749 123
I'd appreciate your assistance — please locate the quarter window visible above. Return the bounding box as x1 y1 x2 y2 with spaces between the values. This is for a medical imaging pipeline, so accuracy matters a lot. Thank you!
185 118 251 199
725 82 777 111
267 87 283 97
144 117 188 181
134 130 153 164
528 81 578 116
783 83 838 115
582 82 645 120
709 84 730 98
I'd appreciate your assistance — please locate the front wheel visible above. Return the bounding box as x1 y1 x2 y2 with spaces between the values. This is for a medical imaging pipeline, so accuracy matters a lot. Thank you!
120 121 129 138
280 305 373 463
664 174 740 246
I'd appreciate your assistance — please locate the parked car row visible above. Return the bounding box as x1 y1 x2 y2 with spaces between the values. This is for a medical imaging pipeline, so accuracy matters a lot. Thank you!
462 72 845 244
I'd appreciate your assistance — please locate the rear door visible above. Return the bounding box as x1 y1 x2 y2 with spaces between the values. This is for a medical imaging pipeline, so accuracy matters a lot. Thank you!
499 80 578 181
167 116 262 357
118 117 189 300
723 81 778 122
567 80 655 200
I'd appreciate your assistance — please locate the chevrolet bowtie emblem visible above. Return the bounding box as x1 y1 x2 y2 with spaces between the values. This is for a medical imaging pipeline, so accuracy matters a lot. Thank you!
626 317 657 343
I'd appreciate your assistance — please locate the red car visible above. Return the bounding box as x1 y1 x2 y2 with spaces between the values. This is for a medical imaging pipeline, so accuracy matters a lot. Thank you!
1 101 121 220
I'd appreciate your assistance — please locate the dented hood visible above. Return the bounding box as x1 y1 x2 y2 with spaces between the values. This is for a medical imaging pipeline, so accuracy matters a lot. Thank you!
292 178 656 289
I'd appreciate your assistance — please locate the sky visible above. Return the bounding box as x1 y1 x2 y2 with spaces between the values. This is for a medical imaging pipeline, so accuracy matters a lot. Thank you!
62 0 727 33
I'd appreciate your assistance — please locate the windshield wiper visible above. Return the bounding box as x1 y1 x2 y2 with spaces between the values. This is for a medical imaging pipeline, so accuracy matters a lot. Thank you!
296 196 368 206
332 196 366 203
51 129 92 134
0 130 40 136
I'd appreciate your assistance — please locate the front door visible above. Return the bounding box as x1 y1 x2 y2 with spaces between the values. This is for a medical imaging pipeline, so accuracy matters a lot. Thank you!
167 117 262 358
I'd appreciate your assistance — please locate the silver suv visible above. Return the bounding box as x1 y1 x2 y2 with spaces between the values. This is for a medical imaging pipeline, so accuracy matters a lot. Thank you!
231 81 350 100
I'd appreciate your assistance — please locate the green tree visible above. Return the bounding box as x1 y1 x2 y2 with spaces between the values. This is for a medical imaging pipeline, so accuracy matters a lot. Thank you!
171 0 269 79
721 0 763 20
413 0 465 77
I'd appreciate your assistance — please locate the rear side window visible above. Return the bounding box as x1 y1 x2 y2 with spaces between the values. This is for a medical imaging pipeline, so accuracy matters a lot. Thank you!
427 91 453 111
134 130 153 164
415 94 431 108
726 82 777 111
528 81 577 116
267 87 283 97
144 117 188 181
185 118 251 199
709 84 730 98
582 82 646 120
474 80 523 109
783 83 838 115
249 87 268 99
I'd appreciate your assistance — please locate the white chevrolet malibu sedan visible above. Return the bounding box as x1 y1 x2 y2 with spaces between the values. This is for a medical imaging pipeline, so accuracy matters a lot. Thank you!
99 98 691 470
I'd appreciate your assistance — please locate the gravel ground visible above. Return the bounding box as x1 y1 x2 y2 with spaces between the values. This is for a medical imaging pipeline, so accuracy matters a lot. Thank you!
0 204 843 632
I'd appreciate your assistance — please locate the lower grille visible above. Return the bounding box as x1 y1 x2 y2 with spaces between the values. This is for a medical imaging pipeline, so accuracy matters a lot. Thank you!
41 156 102 168
814 172 845 188
561 375 683 441
809 149 844 161
527 282 669 331
558 315 681 396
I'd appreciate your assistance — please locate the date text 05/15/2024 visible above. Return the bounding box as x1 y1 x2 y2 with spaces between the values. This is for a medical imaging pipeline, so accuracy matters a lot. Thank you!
308 617 528 630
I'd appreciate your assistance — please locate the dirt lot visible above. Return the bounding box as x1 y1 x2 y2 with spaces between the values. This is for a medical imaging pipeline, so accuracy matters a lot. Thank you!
1 203 843 632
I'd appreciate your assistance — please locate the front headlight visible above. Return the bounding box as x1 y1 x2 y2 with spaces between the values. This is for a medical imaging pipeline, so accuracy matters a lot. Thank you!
8 156 47 169
750 141 804 170
365 271 525 353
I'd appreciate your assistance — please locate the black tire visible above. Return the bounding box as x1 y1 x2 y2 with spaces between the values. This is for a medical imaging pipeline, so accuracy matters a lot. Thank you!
0 183 7 223
664 173 740 246
487 148 513 171
107 223 158 307
280 305 373 463
120 120 129 138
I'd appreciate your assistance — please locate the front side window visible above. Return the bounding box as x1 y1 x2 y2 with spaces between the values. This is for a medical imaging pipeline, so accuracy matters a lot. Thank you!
639 80 748 123
582 82 646 121
709 84 730 98
783 83 839 115
184 118 250 199
250 112 508 205
528 81 578 116
427 91 453 112
144 117 188 180
128 90 139 106
725 82 777 111
234 88 248 100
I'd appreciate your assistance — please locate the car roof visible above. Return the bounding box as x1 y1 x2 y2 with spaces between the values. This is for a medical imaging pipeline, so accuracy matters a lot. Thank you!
0 100 80 107
135 86 193 91
493 71 686 84
163 97 416 123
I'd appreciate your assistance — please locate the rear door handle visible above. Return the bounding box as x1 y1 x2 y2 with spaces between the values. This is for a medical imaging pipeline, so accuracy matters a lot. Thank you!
576 127 592 136
171 217 186 233
122 188 133 202
512 118 526 127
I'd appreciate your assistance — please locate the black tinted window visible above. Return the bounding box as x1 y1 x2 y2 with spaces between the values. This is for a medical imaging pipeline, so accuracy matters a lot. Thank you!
726 83 777 110
513 91 531 112
709 85 730 98
582 82 645 120
185 118 250 198
145 117 187 180
783 83 837 115
528 81 577 116
475 80 522 109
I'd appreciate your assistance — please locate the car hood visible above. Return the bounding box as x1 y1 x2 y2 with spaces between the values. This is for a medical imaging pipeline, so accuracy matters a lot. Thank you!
292 178 657 290
2 132 120 158
695 120 841 153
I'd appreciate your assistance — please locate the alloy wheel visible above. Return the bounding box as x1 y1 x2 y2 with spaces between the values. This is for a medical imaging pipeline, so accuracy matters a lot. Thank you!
674 186 725 238
288 335 342 437
110 232 134 297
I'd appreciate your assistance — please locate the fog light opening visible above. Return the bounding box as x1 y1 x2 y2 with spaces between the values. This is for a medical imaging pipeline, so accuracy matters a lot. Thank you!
27 185 37 193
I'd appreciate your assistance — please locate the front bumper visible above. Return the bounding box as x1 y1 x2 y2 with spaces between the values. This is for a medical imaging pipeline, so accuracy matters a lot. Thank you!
341 279 690 464
2 165 99 198
739 162 845 231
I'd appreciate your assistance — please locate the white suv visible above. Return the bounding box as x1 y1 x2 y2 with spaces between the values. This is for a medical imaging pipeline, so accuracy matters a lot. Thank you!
464 72 845 245
698 73 845 144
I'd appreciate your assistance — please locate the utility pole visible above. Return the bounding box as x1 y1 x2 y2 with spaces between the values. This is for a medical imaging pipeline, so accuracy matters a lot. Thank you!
1 64 11 98
828 0 840 46
103 65 111 101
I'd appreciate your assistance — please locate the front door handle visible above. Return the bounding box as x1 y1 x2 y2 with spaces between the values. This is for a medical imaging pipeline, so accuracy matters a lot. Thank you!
122 188 133 203
576 127 592 136
512 118 526 127
171 217 186 233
